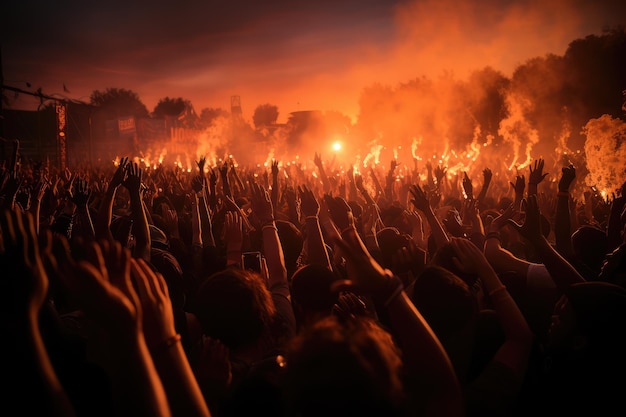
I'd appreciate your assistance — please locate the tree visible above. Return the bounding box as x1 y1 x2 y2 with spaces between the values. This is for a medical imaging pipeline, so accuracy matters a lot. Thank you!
199 107 230 128
152 97 188 119
252 103 279 128
89 88 149 119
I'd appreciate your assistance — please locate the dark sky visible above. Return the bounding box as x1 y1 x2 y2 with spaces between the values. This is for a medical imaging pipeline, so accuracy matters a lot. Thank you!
2 0 625 122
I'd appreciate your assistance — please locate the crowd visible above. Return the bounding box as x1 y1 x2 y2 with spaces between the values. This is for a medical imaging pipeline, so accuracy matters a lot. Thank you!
1 137 626 417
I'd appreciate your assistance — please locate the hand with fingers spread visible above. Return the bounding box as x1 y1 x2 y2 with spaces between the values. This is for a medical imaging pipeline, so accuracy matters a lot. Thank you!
462 172 473 200
507 195 544 244
324 194 354 232
223 211 243 255
409 183 431 214
1 208 78 417
528 158 548 194
196 155 207 177
131 257 213 417
70 177 92 208
110 157 129 190
250 182 275 226
1 209 49 317
123 162 144 195
298 184 319 218
510 175 525 205
131 257 176 350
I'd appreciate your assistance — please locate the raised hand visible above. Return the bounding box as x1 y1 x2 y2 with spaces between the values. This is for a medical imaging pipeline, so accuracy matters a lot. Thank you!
409 183 430 213
559 164 576 192
298 184 319 217
510 175 525 203
462 171 473 200
507 195 544 244
434 165 447 186
130 257 177 350
249 182 274 225
482 168 493 186
313 152 323 168
223 211 243 252
196 155 207 176
528 158 548 186
0 209 48 316
191 175 205 194
70 176 91 207
323 194 354 231
123 161 143 194
271 160 279 177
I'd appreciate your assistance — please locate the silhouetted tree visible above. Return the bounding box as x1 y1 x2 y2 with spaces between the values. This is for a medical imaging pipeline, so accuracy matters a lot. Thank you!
253 103 279 128
89 88 148 119
199 107 230 128
153 97 188 119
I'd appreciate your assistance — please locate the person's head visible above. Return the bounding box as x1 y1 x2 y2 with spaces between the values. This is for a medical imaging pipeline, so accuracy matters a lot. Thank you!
290 264 339 326
572 225 607 274
376 227 412 270
409 265 479 379
283 315 405 417
547 282 626 362
194 267 276 351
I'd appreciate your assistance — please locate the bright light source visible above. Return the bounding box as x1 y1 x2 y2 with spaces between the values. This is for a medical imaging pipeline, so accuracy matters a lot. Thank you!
332 141 342 151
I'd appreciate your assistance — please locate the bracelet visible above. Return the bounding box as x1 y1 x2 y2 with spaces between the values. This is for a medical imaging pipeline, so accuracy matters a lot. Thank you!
154 334 181 351
305 215 318 221
557 191 569 197
488 286 507 297
262 224 278 232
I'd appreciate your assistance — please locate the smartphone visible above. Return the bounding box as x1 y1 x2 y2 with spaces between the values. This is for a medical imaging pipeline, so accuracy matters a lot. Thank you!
242 251 263 273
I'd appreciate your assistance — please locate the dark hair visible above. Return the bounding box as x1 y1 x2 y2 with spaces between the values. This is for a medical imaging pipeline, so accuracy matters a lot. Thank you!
194 268 276 350
283 316 405 417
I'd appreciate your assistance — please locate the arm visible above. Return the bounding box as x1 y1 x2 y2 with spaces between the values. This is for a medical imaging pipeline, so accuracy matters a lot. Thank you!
476 168 492 205
223 211 244 268
409 183 449 251
384 159 398 200
298 184 331 269
271 160 280 212
527 158 548 197
335 228 464 417
607 182 626 252
95 157 128 241
123 162 151 261
131 258 211 417
554 164 576 259
508 195 586 293
69 177 95 241
1 209 77 417
313 152 331 194
60 240 172 417
250 182 287 289
450 237 533 380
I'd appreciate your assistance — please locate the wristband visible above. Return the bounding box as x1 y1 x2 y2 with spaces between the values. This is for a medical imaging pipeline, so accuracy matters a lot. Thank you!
557 191 569 197
305 215 318 221
154 334 181 352
485 231 501 242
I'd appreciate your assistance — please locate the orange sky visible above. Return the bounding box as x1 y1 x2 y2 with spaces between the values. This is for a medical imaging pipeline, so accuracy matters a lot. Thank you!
2 0 625 123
